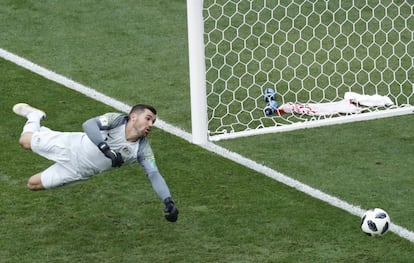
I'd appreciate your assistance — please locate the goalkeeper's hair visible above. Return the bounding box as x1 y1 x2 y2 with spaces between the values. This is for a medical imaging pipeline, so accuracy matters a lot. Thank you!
129 104 157 116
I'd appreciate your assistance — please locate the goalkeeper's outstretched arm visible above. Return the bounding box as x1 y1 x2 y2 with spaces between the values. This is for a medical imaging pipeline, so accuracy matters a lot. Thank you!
138 139 178 222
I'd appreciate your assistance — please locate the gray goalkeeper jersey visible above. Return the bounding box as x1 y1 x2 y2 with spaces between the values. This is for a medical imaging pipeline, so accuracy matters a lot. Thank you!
82 113 171 200
85 113 141 164
83 113 154 163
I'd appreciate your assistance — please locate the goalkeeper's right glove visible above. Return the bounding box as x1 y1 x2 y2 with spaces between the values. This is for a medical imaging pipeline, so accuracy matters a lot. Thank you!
164 197 179 222
98 142 124 167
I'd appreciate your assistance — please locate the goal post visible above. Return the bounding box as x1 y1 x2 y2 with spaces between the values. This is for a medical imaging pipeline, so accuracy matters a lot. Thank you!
188 0 414 143
187 0 208 144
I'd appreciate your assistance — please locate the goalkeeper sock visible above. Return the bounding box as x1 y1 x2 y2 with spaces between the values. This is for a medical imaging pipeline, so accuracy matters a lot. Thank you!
22 113 42 133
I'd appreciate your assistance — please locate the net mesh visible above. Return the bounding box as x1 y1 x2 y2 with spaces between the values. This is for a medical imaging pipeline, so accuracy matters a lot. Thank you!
203 0 414 137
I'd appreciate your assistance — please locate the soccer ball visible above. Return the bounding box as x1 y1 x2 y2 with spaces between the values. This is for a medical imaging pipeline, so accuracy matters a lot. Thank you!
360 208 391 237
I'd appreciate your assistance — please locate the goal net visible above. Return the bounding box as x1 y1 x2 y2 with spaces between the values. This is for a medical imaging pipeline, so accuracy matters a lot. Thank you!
188 0 414 142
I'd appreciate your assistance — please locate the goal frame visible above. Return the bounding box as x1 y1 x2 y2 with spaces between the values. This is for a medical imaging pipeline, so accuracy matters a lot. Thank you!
187 0 414 144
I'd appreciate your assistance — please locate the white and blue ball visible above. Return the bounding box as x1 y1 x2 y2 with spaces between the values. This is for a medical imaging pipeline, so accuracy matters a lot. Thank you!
360 208 391 237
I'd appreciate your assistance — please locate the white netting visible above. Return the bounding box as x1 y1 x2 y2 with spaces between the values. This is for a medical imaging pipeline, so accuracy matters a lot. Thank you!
203 0 414 139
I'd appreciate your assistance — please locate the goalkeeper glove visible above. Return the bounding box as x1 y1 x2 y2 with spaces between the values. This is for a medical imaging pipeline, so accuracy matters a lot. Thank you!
164 197 179 222
98 142 124 167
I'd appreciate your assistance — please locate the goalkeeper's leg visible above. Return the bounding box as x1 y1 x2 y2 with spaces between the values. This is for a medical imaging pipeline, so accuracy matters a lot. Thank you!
12 103 46 150
27 163 86 191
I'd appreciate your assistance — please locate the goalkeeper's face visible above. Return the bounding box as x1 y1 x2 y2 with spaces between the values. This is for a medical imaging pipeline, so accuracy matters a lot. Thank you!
129 109 156 138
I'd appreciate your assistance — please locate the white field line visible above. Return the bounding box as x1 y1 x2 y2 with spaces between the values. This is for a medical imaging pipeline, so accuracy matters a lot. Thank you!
1 47 413 243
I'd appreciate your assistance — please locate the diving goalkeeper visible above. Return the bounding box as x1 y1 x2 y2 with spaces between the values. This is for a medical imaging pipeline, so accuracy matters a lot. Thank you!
13 103 178 222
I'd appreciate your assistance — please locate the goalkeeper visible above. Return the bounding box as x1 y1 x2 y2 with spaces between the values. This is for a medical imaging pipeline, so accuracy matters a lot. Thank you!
12 103 179 222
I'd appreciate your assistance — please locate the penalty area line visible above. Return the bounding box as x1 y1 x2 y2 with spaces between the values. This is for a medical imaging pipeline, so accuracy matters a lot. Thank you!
1 47 413 243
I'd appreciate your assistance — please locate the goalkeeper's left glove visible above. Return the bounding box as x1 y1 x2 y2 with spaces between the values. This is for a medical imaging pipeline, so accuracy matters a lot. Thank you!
163 197 179 222
98 142 124 167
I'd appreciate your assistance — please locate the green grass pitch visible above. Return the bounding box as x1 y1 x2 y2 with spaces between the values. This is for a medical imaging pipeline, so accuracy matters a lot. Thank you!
0 1 413 262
